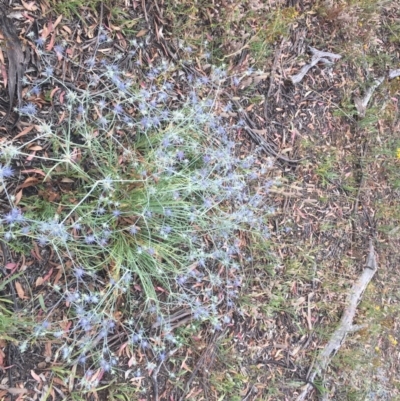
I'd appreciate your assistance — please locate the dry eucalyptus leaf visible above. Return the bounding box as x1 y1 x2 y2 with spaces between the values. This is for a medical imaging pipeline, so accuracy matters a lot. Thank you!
21 0 38 11
15 281 26 299
136 29 148 37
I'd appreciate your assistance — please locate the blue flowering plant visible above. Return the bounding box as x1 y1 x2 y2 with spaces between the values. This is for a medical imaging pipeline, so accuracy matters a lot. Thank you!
0 35 276 390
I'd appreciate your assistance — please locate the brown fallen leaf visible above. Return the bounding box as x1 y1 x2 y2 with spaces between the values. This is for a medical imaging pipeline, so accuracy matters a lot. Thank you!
16 176 40 190
13 125 34 139
0 348 5 367
46 32 55 51
27 145 43 151
53 14 63 30
136 29 148 37
42 268 53 283
30 370 42 383
20 168 46 176
15 281 27 299
21 0 38 11
61 25 72 35
0 387 28 395
4 263 17 271
44 341 52 358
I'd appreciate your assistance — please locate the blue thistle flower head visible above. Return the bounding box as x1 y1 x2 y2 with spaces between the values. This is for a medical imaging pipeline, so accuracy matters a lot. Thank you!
0 164 14 179
19 103 37 116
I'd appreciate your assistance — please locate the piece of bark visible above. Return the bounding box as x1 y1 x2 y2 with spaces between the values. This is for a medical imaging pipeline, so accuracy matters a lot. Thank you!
0 8 25 125
296 240 378 401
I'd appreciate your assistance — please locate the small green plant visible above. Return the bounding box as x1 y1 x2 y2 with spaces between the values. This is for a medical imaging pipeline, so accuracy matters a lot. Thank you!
48 0 105 20
315 153 339 186
0 270 31 341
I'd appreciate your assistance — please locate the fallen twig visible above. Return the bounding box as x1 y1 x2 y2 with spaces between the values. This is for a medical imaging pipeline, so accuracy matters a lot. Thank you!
389 69 400 80
296 240 378 401
290 46 341 84
353 69 400 117
354 76 385 118
264 39 284 118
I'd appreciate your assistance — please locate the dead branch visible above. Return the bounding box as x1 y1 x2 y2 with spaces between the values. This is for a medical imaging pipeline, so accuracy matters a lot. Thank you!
353 68 400 116
296 240 378 401
0 8 25 125
354 76 385 118
290 46 342 84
